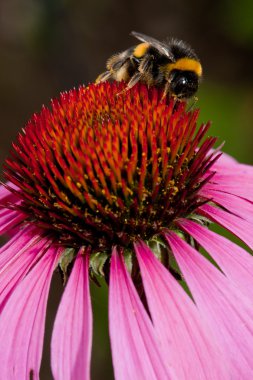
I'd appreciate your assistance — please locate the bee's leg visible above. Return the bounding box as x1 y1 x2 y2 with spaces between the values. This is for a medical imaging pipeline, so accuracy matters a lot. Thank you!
139 54 154 73
116 72 142 96
186 96 198 111
161 81 171 100
95 71 112 83
126 72 142 89
118 54 155 95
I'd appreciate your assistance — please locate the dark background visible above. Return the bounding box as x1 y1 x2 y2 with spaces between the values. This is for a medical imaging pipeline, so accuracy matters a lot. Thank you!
1 0 253 379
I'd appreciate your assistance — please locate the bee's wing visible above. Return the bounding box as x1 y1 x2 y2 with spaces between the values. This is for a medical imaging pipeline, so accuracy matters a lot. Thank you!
131 31 175 61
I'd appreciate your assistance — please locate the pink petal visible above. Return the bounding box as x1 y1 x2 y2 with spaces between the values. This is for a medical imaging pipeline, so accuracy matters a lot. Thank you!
0 233 52 311
203 171 253 201
199 203 253 250
177 218 253 299
134 241 228 380
0 184 25 234
166 232 253 378
0 183 19 202
204 154 253 202
0 245 60 380
212 152 253 176
0 208 25 234
109 247 173 380
213 156 253 174
213 151 237 165
199 187 253 222
0 225 42 268
51 248 92 380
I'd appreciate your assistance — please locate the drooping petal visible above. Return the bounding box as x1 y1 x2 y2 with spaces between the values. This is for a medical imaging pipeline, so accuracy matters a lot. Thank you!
204 154 253 202
199 203 253 250
0 245 60 380
166 231 253 379
134 241 228 380
0 184 25 233
109 247 173 380
203 168 253 201
213 155 253 174
199 187 253 222
177 218 253 299
0 232 51 311
51 248 92 380
0 225 42 268
0 208 25 234
213 151 237 165
0 182 19 202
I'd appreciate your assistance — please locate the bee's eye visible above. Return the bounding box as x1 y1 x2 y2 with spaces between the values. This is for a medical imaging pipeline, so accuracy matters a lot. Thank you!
169 70 199 99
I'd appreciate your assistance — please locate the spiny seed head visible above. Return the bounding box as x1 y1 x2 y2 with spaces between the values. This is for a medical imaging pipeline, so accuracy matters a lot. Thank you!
4 82 218 252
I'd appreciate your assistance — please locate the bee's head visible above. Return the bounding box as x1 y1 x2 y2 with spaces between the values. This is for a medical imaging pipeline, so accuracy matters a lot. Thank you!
169 70 199 99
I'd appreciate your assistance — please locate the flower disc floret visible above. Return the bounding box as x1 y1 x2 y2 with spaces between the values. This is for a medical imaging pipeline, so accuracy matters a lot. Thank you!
5 82 218 251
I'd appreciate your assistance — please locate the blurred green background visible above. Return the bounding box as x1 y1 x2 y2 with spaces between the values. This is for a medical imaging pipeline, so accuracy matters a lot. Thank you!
0 0 253 379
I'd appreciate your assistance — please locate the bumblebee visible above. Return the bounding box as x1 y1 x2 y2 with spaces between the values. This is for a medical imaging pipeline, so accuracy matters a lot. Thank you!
96 31 202 100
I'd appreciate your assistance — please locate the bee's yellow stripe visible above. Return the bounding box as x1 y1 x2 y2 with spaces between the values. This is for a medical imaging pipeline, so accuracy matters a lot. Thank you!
167 58 202 77
133 43 149 58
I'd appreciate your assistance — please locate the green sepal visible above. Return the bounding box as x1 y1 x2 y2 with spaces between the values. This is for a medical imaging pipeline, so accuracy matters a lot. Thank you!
123 248 134 274
90 251 109 277
188 213 212 226
147 235 167 261
59 247 76 284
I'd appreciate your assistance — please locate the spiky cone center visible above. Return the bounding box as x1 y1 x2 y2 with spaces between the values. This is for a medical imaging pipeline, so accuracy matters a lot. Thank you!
4 82 217 254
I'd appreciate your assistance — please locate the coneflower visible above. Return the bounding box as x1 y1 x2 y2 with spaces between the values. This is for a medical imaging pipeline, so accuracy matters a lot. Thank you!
0 82 253 380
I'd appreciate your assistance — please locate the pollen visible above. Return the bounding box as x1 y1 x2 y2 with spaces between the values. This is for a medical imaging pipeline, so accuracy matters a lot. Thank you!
4 82 218 251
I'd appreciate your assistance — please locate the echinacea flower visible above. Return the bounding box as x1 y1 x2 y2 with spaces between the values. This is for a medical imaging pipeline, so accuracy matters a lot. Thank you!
0 81 253 380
